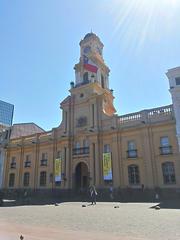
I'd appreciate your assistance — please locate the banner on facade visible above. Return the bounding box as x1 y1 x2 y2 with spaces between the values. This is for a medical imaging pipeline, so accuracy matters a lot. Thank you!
54 158 62 182
103 152 112 180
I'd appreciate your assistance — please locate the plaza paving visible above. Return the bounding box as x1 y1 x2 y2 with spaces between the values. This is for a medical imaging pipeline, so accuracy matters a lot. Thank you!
0 202 179 240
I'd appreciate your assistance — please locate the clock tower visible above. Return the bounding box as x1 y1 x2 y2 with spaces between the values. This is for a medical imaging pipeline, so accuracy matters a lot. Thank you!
74 32 110 90
60 32 116 136
59 33 116 188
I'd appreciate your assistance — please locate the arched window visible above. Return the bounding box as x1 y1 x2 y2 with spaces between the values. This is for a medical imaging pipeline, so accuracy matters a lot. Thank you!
83 72 89 83
101 75 105 88
128 165 140 185
40 171 46 186
9 173 15 187
162 162 176 184
23 172 30 187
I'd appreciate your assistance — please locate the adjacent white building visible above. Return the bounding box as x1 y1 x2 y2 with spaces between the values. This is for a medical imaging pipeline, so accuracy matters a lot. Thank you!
167 67 180 151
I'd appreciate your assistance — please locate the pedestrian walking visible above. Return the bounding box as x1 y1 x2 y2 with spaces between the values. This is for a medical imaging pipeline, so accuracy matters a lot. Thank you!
89 185 97 205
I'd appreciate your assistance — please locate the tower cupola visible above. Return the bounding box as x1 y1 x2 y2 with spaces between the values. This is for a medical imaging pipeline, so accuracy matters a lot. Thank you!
74 32 110 89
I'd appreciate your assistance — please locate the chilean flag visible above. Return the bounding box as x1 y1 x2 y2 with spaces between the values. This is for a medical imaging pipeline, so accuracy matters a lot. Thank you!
83 55 98 73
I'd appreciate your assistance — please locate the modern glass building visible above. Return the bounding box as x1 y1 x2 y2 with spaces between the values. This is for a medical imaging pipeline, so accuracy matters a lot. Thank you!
0 100 14 126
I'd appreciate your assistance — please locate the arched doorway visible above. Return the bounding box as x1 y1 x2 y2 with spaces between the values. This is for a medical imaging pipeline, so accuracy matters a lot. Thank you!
75 162 89 190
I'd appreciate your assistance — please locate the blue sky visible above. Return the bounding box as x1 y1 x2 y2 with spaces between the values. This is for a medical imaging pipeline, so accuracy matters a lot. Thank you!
0 0 180 130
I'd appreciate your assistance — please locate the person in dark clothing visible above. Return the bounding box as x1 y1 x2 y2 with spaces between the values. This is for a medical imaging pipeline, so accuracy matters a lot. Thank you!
89 185 97 205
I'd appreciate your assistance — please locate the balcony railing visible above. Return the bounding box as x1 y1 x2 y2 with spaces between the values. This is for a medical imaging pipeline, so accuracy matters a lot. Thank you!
10 163 16 169
40 159 48 166
24 161 31 168
73 147 90 155
75 80 90 88
160 146 173 155
118 104 173 126
127 150 138 158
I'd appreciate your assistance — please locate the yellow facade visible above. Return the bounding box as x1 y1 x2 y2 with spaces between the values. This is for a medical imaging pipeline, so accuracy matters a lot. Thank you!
3 33 180 197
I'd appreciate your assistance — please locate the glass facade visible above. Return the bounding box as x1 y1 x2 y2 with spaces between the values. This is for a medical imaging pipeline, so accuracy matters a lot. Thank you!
0 100 14 126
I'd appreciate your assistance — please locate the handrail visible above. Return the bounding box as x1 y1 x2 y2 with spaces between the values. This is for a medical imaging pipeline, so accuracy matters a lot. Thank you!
118 105 173 125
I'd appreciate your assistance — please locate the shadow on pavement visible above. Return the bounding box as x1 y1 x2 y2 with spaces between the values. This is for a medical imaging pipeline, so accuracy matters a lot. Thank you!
150 200 180 210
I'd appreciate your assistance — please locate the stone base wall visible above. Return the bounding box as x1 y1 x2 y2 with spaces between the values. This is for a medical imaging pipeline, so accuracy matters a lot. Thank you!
1 188 180 205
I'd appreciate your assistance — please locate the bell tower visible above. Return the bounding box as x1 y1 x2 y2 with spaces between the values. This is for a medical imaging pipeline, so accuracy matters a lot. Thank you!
74 32 110 89
60 33 116 136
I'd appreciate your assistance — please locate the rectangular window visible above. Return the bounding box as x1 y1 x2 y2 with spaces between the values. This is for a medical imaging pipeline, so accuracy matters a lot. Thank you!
160 137 169 146
160 137 172 155
42 152 47 160
175 77 180 86
128 141 136 150
11 156 16 163
40 159 47 166
9 173 15 187
104 144 110 153
127 141 137 158
57 151 61 158
25 155 30 161
162 162 176 184
23 172 30 187
24 155 31 168
128 165 140 185
40 171 46 186
10 157 16 168
41 153 48 166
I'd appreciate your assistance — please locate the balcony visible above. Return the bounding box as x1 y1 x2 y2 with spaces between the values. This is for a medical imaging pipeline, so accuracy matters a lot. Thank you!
118 105 174 128
73 147 90 155
127 150 138 158
10 163 16 169
40 159 48 166
24 161 31 168
160 146 173 155
75 80 90 88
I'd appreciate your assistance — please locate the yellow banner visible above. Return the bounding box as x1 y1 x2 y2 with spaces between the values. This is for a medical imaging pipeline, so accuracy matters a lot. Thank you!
55 158 61 182
103 153 112 180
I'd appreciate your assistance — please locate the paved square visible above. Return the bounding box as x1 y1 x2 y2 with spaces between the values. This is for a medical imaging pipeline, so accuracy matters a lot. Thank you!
0 202 179 240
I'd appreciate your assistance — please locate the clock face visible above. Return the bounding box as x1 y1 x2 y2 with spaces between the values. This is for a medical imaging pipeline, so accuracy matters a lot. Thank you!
84 46 91 54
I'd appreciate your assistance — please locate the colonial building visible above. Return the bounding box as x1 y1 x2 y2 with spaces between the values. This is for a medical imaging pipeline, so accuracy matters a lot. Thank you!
2 33 180 198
